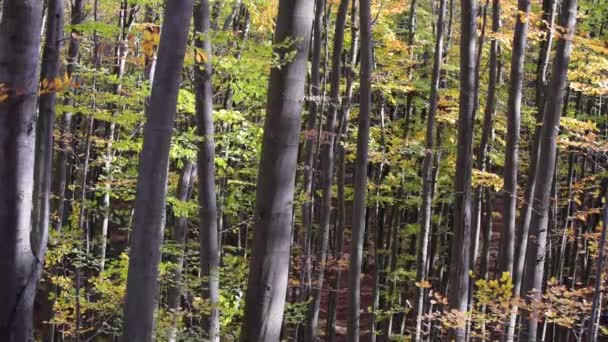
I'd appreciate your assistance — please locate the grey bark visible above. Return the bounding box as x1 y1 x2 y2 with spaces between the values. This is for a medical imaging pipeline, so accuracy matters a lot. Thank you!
478 0 500 277
32 1 64 338
167 161 195 342
415 0 445 338
121 0 195 340
520 0 578 338
346 0 372 339
326 1 358 339
32 0 64 267
448 0 477 339
302 0 325 301
239 0 314 340
53 0 86 233
305 0 349 340
588 186 607 341
499 0 530 277
194 0 220 339
0 0 45 340
513 0 557 299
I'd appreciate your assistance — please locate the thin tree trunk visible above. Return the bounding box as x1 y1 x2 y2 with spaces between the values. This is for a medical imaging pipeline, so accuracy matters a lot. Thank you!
193 0 220 339
167 161 195 342
33 1 65 338
478 0 500 277
0 0 45 340
513 0 557 298
306 0 349 340
520 0 578 338
100 1 132 273
240 0 314 339
470 1 489 278
121 0 195 339
500 0 530 277
327 2 359 338
347 0 372 339
415 0 445 338
53 0 86 233
302 0 325 305
587 188 607 341
32 0 64 270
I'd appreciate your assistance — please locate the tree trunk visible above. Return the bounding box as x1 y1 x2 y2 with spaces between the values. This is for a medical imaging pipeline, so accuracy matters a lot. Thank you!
447 0 477 339
301 0 325 304
306 0 349 340
32 1 64 338
121 0 195 340
194 0 220 339
478 0 500 276
32 0 64 269
499 0 530 277
326 2 359 339
0 0 45 340
240 0 314 340
347 0 372 339
167 161 195 342
100 0 132 273
588 185 607 341
415 0 445 338
520 0 578 338
513 0 557 298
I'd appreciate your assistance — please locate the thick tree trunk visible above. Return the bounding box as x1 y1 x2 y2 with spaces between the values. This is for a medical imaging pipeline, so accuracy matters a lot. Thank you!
305 0 349 340
520 0 578 338
346 0 372 339
193 0 220 339
166 162 195 342
500 0 530 277
447 0 477 339
415 0 445 338
121 0 195 340
240 0 313 340
0 0 45 340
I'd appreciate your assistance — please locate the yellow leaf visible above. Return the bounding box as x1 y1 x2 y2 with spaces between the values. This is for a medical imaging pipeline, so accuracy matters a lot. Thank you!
143 30 153 42
0 93 8 102
195 50 208 64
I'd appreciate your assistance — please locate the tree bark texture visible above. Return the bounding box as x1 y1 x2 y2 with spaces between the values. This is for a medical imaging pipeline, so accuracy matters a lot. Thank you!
347 0 372 340
121 0 195 340
0 0 45 340
240 0 314 340
194 0 220 339
520 0 578 338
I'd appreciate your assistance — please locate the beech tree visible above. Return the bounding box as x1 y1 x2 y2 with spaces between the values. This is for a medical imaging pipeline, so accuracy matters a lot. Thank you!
521 0 579 338
194 0 220 339
0 0 605 340
448 0 477 339
415 0 446 338
347 0 372 340
240 0 314 339
121 0 195 340
0 0 45 340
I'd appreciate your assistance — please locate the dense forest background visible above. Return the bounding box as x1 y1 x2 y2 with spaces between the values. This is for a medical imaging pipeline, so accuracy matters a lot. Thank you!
0 0 607 340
